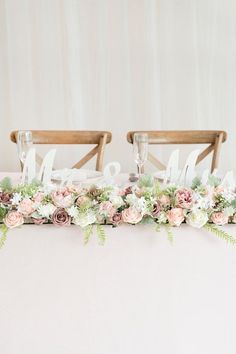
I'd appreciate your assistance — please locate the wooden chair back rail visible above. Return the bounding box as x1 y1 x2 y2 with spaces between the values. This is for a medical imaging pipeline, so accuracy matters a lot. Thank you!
10 130 112 172
127 130 227 173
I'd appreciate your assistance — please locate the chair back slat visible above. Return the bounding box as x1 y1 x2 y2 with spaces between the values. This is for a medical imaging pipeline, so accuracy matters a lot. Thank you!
10 130 112 171
127 130 227 173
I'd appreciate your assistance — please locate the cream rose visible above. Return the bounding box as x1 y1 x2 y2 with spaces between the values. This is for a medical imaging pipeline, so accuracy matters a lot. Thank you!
166 208 184 226
121 207 142 224
186 210 208 228
4 211 24 229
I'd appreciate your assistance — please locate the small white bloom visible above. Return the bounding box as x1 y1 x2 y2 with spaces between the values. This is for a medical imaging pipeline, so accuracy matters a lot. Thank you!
158 212 167 224
67 205 79 218
110 196 124 208
221 191 235 203
37 203 56 218
11 192 22 205
73 211 96 228
186 210 208 228
223 206 235 217
125 194 148 213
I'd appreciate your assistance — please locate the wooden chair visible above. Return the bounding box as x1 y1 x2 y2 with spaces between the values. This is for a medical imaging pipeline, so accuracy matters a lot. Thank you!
10 130 112 171
127 130 227 173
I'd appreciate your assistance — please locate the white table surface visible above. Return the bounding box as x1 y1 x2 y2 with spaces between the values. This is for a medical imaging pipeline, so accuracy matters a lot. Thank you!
0 224 236 354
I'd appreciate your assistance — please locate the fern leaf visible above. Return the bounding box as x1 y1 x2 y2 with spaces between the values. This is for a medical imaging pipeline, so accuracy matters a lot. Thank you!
83 224 93 245
96 224 106 245
155 224 161 232
0 224 8 249
164 224 174 244
204 223 236 245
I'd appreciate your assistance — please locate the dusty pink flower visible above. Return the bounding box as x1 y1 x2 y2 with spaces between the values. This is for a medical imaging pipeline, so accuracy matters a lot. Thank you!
175 188 193 209
122 207 142 224
211 212 228 225
51 188 74 208
152 203 161 217
32 217 47 225
232 214 236 223
166 208 184 226
76 195 91 206
51 208 71 226
4 211 24 229
18 198 35 216
112 213 122 225
33 192 44 203
99 201 116 218
0 192 12 204
159 195 170 207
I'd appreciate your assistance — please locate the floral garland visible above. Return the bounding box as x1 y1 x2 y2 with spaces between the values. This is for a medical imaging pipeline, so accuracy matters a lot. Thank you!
0 175 236 247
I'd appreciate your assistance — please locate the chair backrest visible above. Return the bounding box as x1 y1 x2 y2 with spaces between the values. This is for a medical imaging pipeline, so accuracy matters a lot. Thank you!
127 130 227 173
10 130 112 171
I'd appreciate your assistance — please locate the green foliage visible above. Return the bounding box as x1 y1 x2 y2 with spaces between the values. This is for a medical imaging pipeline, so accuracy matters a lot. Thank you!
83 224 94 245
207 175 221 187
164 224 174 244
0 224 8 249
14 181 40 197
138 174 154 188
96 224 106 245
191 176 201 189
164 184 177 196
204 223 236 245
0 207 7 222
0 177 12 192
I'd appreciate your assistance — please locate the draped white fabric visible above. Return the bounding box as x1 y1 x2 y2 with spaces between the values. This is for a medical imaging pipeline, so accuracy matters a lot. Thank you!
0 0 236 172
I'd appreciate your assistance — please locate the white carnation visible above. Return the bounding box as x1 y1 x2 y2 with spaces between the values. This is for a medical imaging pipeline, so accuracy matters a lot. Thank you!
11 192 22 205
37 203 56 218
186 210 208 228
67 205 79 218
126 194 148 213
73 211 96 228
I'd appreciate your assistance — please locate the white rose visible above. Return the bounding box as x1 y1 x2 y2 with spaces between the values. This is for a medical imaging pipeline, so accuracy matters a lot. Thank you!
73 211 96 228
186 210 208 228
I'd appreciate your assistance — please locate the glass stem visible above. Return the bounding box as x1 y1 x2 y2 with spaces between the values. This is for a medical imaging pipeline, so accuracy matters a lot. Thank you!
138 164 142 179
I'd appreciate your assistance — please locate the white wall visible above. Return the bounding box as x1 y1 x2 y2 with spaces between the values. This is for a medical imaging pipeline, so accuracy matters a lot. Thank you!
0 0 236 172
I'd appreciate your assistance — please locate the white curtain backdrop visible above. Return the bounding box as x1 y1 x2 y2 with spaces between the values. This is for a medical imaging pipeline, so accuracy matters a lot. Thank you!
0 0 236 172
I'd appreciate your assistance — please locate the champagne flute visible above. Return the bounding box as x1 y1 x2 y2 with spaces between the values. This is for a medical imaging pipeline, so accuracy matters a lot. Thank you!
133 133 148 178
17 131 33 165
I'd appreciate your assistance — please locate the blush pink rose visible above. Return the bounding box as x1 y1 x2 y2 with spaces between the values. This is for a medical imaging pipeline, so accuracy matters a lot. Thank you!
214 186 225 194
166 208 184 226
33 192 44 203
51 188 74 208
175 188 193 209
99 201 116 218
18 198 35 216
159 195 170 207
122 207 142 224
211 212 228 225
4 211 24 229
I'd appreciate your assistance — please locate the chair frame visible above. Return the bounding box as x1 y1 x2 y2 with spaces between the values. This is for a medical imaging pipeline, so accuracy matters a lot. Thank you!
127 130 227 173
10 130 112 171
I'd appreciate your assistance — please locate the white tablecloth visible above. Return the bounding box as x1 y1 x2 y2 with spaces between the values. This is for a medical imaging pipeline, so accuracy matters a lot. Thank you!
0 224 236 354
